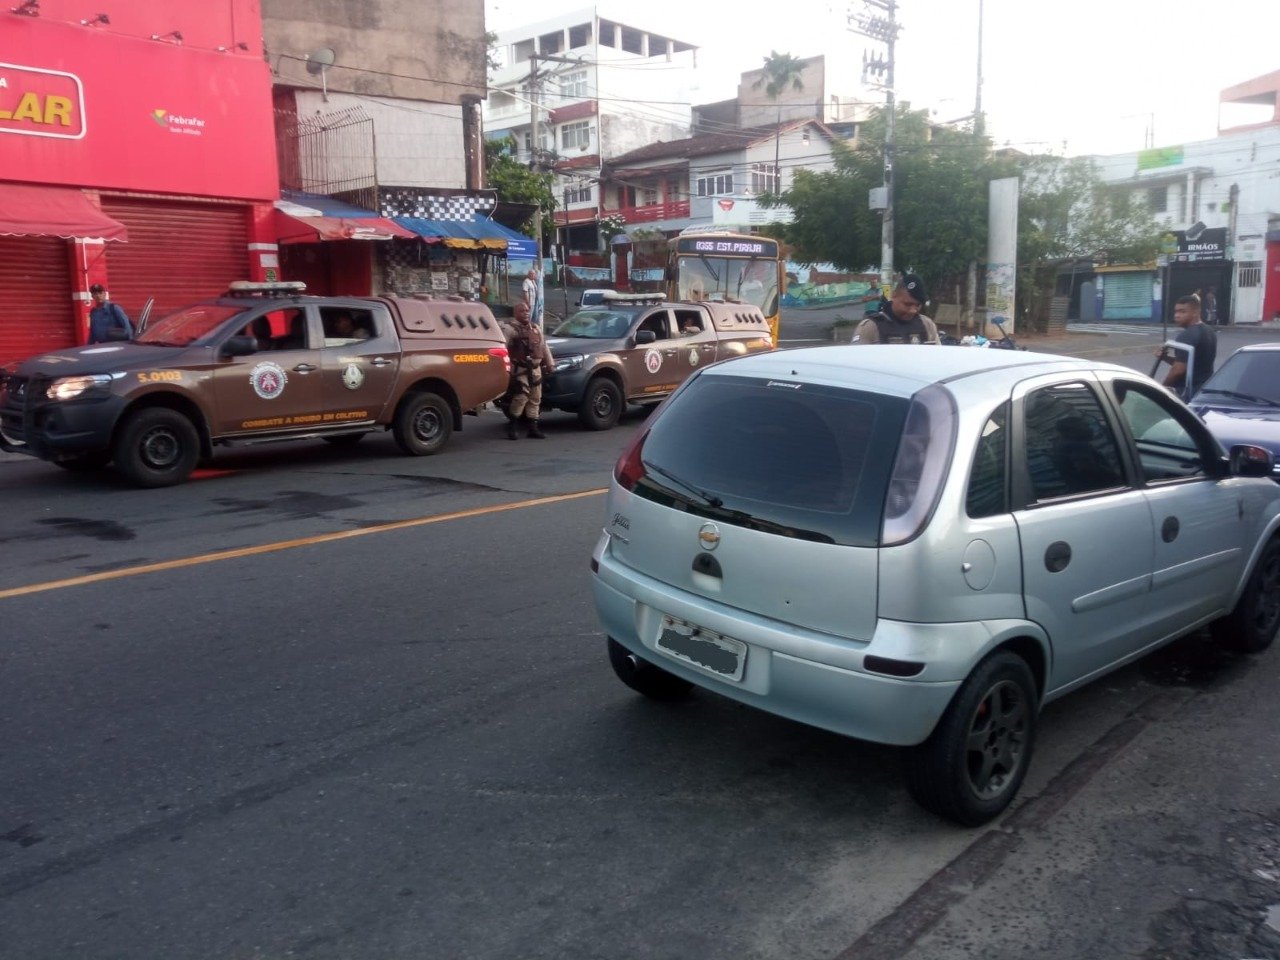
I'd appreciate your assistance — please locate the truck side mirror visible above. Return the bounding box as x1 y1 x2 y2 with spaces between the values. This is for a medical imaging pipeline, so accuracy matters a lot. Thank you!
221 335 259 358
634 330 657 345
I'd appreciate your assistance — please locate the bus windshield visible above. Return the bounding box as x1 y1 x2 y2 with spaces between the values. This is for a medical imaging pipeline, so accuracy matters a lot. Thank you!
677 255 779 317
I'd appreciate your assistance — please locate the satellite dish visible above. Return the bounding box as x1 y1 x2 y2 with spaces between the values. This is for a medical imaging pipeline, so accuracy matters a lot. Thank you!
305 47 336 75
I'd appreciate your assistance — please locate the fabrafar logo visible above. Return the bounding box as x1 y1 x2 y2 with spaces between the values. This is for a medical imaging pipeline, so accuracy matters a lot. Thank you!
0 62 86 140
150 109 206 137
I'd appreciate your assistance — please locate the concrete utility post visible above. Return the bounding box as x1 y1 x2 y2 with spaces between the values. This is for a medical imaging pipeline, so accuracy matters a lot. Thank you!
529 52 543 286
850 0 901 295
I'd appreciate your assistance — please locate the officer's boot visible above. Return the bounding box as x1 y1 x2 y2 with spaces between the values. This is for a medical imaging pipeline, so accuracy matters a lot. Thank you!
505 414 520 440
525 417 546 439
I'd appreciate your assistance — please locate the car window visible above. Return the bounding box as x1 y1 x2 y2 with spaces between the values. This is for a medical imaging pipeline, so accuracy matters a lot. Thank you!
1023 382 1125 500
673 309 705 336
1199 350 1280 404
551 310 634 339
967 403 1008 518
321 307 376 345
635 374 909 546
242 308 308 351
135 304 246 346
1113 380 1207 482
637 311 673 340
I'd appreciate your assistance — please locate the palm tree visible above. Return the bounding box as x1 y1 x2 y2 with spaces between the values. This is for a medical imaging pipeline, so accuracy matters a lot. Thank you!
753 51 805 197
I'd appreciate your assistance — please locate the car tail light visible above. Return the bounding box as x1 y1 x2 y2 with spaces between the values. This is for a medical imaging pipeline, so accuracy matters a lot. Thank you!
489 346 510 375
882 384 957 546
614 427 649 490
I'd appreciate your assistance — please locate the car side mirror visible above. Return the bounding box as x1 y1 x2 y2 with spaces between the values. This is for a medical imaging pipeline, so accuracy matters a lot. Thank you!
221 335 259 358
634 330 657 345
1229 444 1274 478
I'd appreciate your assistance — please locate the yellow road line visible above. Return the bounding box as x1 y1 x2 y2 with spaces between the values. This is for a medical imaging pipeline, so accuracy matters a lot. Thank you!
0 488 607 601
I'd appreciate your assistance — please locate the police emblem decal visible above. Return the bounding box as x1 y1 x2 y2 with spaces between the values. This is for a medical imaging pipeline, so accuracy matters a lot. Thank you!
249 361 288 399
688 348 699 366
342 363 364 390
644 348 662 374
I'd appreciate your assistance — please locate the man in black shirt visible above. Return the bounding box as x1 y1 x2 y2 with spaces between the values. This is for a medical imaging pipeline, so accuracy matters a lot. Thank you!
1158 294 1217 399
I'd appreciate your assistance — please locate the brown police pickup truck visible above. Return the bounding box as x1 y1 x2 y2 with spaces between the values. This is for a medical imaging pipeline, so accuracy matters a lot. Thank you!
541 294 774 429
0 283 510 487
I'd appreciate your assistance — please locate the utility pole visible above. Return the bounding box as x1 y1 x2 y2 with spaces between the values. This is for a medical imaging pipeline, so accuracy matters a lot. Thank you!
974 0 984 135
528 52 543 321
851 0 901 296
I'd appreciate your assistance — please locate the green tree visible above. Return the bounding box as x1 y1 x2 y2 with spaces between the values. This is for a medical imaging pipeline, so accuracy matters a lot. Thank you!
1014 155 1160 328
753 51 806 191
769 104 996 284
484 135 556 242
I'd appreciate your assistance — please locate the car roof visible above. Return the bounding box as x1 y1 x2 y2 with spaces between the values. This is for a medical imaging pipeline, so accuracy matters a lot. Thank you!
703 345 1131 399
1229 342 1280 353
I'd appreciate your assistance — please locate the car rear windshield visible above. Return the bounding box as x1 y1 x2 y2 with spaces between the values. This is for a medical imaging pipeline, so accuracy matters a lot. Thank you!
636 373 909 546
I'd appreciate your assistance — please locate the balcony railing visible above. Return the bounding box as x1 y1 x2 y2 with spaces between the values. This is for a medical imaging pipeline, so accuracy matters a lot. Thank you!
611 200 691 224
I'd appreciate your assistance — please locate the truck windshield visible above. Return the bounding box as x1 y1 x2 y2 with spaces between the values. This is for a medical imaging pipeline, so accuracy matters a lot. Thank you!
551 310 635 340
134 305 248 347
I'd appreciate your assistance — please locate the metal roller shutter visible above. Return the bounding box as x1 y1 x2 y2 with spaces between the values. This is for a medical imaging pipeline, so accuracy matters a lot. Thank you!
101 198 249 321
1101 272 1154 321
0 236 75 363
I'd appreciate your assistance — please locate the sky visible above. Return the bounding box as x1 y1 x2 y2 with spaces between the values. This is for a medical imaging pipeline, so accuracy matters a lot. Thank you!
485 0 1280 157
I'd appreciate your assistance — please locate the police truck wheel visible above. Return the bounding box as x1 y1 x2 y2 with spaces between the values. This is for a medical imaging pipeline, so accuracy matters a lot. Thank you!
904 651 1037 826
578 378 622 431
113 408 200 488
393 392 452 456
607 638 693 701
1211 538 1280 654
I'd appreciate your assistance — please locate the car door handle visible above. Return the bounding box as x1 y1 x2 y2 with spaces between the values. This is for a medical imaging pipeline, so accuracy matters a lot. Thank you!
1044 541 1072 573
293 363 318 373
370 358 393 367
663 349 678 356
1161 516 1180 542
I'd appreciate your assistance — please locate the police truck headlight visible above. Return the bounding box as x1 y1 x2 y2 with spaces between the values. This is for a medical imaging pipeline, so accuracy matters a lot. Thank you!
46 373 121 401
553 354 585 373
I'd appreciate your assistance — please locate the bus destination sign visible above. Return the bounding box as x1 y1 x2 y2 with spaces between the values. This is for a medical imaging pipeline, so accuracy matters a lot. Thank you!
677 236 777 257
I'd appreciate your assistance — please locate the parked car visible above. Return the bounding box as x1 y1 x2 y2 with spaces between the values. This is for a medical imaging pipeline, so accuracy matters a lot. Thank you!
1188 342 1280 483
591 345 1280 825
0 282 510 487
542 293 774 430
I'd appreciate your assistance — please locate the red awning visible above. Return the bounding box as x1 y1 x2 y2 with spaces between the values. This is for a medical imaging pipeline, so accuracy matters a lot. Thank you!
273 201 417 244
0 182 128 241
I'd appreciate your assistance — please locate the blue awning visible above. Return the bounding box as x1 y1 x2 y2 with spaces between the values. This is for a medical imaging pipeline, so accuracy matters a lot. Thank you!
393 214 537 257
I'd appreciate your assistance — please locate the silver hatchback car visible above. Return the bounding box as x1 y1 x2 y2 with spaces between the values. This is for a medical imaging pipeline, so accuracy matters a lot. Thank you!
591 346 1280 825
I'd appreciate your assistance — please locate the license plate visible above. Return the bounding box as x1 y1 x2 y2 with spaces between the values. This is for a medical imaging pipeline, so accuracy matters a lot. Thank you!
656 615 746 681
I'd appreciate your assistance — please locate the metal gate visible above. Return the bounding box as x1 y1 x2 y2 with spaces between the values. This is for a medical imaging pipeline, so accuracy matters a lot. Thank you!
101 198 250 321
0 235 75 363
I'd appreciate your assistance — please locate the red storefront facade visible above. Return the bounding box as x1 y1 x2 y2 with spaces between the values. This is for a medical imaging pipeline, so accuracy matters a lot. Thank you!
0 0 278 361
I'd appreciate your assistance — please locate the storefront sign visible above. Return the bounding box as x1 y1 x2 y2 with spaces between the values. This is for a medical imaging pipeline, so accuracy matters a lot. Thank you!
1173 227 1227 262
0 63 85 139
5 18 275 200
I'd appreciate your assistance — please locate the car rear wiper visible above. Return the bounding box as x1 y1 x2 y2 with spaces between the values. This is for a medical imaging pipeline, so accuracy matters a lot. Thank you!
1198 388 1272 404
643 461 724 508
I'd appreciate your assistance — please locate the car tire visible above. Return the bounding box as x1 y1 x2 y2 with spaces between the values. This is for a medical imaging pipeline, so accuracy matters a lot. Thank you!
904 651 1037 826
578 377 623 431
1211 538 1280 654
393 392 452 456
607 638 693 702
112 408 200 488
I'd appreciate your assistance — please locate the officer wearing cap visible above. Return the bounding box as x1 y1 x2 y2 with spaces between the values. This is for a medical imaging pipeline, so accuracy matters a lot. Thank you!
852 274 941 345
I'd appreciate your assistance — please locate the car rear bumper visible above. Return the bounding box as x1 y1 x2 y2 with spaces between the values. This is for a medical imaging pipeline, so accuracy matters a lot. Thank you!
592 538 979 747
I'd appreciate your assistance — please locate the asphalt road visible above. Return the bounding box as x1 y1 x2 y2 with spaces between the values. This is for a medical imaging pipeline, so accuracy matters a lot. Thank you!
4 325 1280 959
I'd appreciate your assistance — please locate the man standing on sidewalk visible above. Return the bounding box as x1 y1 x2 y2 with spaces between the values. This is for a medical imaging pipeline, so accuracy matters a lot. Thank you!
503 302 554 440
88 284 133 344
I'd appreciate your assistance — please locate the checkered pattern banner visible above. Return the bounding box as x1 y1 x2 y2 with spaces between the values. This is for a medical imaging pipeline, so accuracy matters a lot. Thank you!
380 189 495 221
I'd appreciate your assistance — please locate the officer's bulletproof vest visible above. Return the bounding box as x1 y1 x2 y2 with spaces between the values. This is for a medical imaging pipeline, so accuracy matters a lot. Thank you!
870 311 928 344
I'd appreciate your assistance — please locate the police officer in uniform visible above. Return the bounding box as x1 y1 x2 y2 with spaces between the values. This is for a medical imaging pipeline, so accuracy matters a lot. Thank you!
852 274 941 345
504 301 555 439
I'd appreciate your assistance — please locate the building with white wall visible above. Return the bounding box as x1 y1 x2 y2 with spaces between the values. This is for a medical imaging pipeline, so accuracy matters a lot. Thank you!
485 5 700 251
1091 71 1280 325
